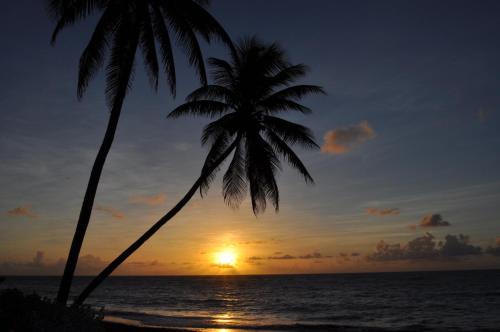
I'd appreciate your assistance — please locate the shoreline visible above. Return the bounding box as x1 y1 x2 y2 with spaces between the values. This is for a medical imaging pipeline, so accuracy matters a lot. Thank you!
103 321 194 332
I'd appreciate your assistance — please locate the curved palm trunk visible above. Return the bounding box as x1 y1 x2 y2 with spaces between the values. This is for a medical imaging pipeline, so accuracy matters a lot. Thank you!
56 102 124 305
73 140 238 306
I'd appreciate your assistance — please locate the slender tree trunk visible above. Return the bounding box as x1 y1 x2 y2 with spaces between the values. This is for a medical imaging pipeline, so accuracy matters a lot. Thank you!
56 102 124 305
73 140 238 306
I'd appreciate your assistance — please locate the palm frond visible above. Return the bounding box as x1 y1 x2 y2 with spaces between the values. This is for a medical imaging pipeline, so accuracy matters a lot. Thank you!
263 116 319 149
259 98 313 114
245 133 281 214
223 140 247 208
199 132 233 196
77 4 115 99
50 0 105 44
161 3 207 85
201 113 237 145
266 64 309 88
263 85 325 102
168 100 231 118
186 85 235 103
151 5 176 96
208 58 235 87
104 14 139 109
178 1 235 53
139 5 160 90
265 130 314 184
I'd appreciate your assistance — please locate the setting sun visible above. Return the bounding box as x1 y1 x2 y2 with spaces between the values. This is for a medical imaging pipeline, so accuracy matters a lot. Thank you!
215 249 237 267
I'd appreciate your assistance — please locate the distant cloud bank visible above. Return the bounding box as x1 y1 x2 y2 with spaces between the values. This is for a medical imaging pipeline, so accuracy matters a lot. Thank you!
248 252 332 261
0 251 165 275
321 121 376 154
367 233 483 262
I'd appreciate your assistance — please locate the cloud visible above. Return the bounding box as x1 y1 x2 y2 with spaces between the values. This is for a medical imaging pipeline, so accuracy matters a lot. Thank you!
337 253 351 262
95 205 125 220
321 121 376 154
249 252 332 261
248 256 264 261
129 193 167 206
367 233 483 262
439 234 482 257
336 252 363 263
298 252 331 259
419 214 450 227
268 254 296 260
486 237 500 256
239 240 267 245
366 207 400 216
32 251 44 266
6 205 37 218
128 260 163 267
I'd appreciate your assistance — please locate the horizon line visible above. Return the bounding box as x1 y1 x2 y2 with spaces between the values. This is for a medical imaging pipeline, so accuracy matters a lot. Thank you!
2 267 499 278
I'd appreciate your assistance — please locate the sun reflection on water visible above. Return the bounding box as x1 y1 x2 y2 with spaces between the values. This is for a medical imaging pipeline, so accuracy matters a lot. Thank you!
212 312 234 324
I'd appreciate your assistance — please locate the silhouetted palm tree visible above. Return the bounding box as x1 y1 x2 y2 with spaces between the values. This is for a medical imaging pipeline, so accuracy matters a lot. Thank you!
47 0 232 305
73 37 324 305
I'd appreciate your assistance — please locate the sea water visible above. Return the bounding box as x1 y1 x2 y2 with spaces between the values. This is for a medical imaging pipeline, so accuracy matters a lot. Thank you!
2 270 499 331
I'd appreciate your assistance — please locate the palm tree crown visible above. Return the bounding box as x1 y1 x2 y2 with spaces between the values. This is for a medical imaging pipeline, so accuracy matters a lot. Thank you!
169 37 325 214
48 0 232 105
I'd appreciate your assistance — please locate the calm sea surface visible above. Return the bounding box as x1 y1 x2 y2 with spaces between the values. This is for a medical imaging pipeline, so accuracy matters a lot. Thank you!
1 270 499 331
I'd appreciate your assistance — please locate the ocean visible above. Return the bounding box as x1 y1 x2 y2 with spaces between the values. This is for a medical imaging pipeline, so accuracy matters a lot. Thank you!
1 270 499 331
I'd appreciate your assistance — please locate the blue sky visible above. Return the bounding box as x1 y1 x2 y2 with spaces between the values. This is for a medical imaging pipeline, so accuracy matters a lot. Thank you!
1 0 499 275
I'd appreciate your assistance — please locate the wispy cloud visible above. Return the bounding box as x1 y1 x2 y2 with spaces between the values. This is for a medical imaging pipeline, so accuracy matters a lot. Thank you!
366 207 400 216
6 205 37 218
129 193 167 206
321 121 376 154
249 252 332 261
95 205 125 220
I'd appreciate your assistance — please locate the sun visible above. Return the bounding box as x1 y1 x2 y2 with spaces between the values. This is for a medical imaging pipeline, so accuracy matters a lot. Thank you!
215 249 237 267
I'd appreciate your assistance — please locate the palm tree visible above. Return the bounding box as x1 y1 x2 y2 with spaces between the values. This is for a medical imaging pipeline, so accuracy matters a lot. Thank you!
73 37 324 305
47 0 233 305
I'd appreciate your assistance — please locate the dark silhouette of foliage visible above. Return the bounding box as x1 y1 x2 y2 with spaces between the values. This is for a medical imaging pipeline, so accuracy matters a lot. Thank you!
73 37 324 305
0 289 104 332
47 0 232 305
169 37 325 213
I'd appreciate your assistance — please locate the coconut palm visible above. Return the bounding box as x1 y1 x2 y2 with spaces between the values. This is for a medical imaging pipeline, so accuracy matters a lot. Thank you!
73 37 324 305
47 0 233 305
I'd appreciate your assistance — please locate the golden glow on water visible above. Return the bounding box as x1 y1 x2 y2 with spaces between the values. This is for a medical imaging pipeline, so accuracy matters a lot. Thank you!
213 312 234 324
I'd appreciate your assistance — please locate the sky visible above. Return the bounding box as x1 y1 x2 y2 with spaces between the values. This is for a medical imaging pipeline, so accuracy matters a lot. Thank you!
1 0 500 276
